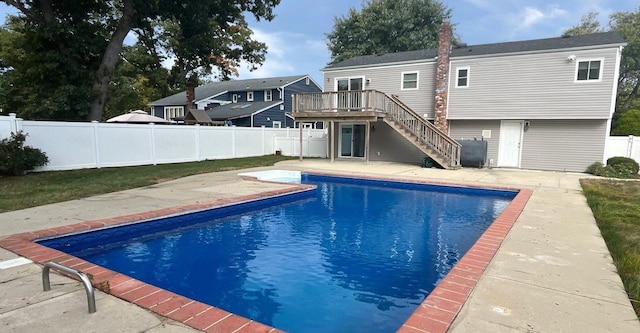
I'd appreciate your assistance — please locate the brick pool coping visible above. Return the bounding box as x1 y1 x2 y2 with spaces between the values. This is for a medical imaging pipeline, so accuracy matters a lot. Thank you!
0 174 532 333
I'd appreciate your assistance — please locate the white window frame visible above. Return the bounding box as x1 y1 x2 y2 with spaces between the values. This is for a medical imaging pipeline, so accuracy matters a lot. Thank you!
305 77 310 85
264 90 272 101
302 122 313 129
401 71 419 90
575 58 603 83
247 91 254 101
272 121 282 128
456 66 470 88
163 106 184 120
232 94 238 103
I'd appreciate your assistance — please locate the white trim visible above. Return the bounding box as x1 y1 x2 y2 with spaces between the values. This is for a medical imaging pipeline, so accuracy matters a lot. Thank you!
334 76 366 91
604 46 624 163
455 66 470 88
272 121 282 128
401 71 419 90
574 57 604 83
247 91 254 101
232 94 238 103
264 90 272 101
163 106 185 120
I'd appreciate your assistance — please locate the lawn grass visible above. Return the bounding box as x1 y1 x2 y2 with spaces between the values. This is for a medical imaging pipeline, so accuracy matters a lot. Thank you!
0 155 296 213
580 178 640 317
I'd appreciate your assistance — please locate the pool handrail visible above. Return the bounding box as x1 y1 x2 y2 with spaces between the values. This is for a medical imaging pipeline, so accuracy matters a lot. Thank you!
42 261 97 314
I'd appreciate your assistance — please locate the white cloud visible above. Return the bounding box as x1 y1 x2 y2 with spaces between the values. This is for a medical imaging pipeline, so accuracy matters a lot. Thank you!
236 28 327 80
521 7 545 28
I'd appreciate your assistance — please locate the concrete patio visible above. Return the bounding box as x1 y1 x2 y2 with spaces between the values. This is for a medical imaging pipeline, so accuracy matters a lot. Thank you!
0 160 638 332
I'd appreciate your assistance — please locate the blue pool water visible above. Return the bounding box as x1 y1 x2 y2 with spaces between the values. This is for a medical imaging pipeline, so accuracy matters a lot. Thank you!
39 174 516 332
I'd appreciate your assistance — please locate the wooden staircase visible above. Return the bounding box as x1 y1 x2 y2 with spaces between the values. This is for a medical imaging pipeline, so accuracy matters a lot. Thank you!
291 89 461 169
381 94 461 169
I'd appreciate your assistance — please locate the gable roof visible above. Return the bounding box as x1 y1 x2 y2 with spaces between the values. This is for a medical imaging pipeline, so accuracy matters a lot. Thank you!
206 101 282 121
149 75 311 106
324 31 626 70
184 109 215 125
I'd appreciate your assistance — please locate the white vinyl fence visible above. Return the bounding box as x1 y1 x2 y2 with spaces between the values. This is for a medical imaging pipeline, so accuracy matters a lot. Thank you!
0 114 327 171
605 135 639 164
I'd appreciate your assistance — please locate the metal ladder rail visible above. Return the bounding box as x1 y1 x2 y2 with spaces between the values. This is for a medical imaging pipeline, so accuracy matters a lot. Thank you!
42 261 97 314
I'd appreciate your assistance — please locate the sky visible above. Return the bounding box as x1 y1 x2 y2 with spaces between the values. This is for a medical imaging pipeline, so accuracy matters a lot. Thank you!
0 0 638 85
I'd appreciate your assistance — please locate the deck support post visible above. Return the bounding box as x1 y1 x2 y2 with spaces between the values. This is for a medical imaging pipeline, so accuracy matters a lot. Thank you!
330 121 335 163
299 122 303 161
365 120 370 164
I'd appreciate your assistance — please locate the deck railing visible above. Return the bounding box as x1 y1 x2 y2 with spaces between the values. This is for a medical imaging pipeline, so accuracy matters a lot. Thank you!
293 90 461 168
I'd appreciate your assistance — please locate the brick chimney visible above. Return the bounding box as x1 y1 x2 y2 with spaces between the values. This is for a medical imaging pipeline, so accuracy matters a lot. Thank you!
434 21 452 134
186 83 195 111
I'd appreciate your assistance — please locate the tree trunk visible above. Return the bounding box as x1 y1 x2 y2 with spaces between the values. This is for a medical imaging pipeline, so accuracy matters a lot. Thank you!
87 0 135 121
620 79 640 112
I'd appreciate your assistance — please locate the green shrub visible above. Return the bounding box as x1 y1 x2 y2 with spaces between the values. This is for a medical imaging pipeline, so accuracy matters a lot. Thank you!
0 131 49 176
586 157 639 179
612 109 640 136
607 156 640 174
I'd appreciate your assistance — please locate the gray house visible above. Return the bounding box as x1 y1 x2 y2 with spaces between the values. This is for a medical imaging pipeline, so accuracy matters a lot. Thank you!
149 75 322 128
292 24 625 172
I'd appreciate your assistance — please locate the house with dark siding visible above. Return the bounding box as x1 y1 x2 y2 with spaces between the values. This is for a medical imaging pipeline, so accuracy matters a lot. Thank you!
149 75 323 128
292 24 626 172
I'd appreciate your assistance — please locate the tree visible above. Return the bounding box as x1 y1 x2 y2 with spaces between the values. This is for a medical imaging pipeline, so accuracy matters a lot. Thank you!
612 109 640 136
326 0 453 64
562 12 604 37
1 0 281 121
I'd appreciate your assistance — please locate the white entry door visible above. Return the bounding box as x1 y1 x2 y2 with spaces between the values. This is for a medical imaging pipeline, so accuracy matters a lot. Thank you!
498 120 523 167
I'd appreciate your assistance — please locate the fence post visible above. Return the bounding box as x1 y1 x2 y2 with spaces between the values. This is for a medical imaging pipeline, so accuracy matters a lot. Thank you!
8 113 18 133
628 135 634 158
150 123 157 165
92 121 101 169
195 124 201 161
232 126 236 158
262 126 266 155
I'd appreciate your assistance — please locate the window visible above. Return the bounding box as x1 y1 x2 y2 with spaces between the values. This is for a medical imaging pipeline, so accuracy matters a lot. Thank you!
302 123 313 129
232 94 238 103
272 121 281 128
264 90 272 101
247 91 254 101
576 60 602 81
164 106 184 120
402 72 418 90
305 77 310 85
456 67 469 87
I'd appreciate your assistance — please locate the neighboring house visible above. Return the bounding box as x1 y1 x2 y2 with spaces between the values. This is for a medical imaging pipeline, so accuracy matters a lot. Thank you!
292 23 626 172
149 75 323 128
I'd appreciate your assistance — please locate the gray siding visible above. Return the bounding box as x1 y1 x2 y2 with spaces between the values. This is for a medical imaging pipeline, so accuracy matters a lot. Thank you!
448 48 619 120
451 119 607 172
450 120 501 167
323 62 437 118
328 121 426 164
520 119 607 172
369 120 427 164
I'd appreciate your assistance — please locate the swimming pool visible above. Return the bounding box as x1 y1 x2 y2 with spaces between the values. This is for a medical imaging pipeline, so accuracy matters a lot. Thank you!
37 174 517 332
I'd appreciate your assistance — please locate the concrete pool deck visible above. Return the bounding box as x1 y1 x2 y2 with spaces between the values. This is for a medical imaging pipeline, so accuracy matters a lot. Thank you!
1 160 639 332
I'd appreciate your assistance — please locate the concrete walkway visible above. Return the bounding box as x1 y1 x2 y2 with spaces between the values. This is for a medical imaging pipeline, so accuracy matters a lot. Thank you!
1 160 638 332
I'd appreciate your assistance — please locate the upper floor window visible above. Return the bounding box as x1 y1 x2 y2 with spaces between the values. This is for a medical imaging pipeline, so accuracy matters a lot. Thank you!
164 106 184 120
401 72 418 90
576 59 602 81
232 94 238 103
305 77 310 85
456 67 469 87
247 91 254 101
264 90 272 101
